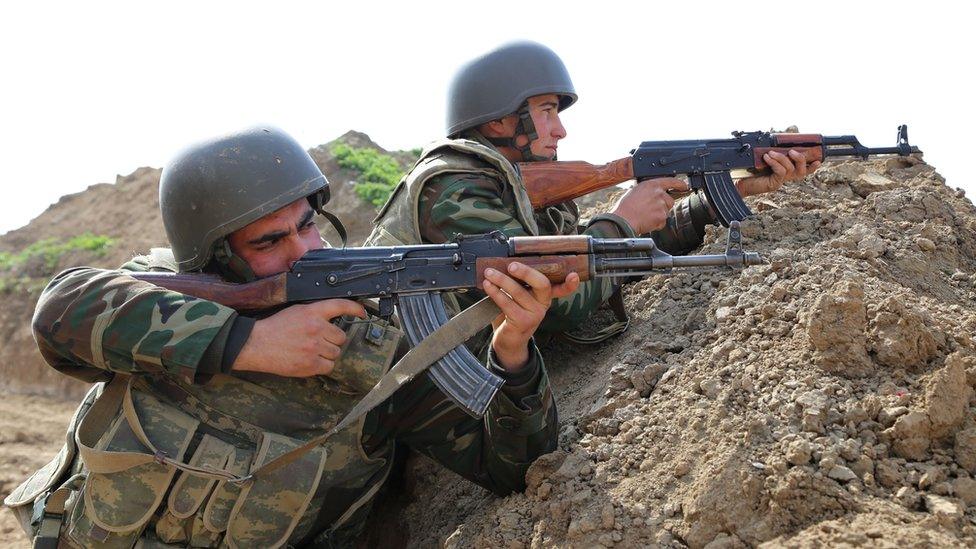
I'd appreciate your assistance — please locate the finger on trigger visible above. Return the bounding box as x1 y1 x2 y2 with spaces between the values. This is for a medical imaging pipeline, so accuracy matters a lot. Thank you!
654 177 689 193
317 298 367 321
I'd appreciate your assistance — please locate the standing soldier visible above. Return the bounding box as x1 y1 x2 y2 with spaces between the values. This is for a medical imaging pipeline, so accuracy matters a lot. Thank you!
368 41 818 345
4 127 576 547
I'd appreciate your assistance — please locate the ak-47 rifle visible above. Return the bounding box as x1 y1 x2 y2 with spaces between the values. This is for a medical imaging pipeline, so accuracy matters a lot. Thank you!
132 228 760 418
519 125 921 226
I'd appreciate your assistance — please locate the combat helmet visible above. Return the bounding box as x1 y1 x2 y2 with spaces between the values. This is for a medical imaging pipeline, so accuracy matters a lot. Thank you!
446 41 577 160
160 126 341 279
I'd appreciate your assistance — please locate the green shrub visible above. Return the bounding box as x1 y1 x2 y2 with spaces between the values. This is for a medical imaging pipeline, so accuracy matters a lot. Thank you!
0 233 114 273
332 143 405 207
0 275 47 295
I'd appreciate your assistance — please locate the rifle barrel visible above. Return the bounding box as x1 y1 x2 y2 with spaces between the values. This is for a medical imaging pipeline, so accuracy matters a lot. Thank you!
595 251 762 272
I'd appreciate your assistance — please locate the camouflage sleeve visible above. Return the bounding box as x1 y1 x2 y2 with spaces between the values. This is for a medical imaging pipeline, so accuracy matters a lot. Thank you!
372 342 557 496
32 258 237 385
417 173 528 243
417 173 632 336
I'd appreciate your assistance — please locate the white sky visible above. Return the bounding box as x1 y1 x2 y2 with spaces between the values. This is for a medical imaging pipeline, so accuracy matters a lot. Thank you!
1 2 970 236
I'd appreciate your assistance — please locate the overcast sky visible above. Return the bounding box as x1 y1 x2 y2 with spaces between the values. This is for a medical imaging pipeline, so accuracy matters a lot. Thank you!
1 1 970 236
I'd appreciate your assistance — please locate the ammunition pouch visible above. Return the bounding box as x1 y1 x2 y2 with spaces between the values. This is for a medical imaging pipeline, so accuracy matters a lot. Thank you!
8 305 401 548
52 375 328 548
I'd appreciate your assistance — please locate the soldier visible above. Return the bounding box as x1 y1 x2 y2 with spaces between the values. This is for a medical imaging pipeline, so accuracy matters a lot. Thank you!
4 127 577 547
368 41 819 345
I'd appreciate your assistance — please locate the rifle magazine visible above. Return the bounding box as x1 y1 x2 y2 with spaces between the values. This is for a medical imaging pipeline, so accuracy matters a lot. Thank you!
397 293 504 417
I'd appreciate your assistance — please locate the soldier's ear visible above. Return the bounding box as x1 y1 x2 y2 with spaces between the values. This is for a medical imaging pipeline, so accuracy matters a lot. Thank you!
481 117 515 137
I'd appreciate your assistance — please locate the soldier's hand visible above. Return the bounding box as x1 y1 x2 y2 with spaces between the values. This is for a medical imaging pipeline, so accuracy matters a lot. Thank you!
736 149 821 197
232 299 366 377
611 177 689 234
484 262 578 372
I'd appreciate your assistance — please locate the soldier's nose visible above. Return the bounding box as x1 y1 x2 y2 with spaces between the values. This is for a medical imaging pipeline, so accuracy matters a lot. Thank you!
288 240 312 269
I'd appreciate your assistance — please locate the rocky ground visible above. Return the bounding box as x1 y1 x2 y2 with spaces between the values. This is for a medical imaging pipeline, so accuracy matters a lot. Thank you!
3 147 974 548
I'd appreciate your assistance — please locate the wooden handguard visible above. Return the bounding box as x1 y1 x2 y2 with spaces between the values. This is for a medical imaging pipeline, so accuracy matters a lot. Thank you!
520 157 635 209
130 272 287 311
475 255 592 285
770 133 823 145
509 235 591 255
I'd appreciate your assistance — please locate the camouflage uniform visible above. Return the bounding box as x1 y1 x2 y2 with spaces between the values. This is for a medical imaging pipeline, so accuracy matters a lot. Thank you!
368 131 717 344
5 249 557 548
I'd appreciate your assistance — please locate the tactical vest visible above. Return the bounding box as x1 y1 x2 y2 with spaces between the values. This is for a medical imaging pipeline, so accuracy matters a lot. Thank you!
5 251 403 548
367 137 541 247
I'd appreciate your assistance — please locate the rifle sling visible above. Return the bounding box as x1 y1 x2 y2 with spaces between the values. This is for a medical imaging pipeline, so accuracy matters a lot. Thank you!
243 296 502 481
78 297 503 486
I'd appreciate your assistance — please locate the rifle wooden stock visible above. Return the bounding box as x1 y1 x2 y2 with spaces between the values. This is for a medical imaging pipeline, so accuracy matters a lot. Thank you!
130 272 287 311
475 255 592 285
520 157 635 209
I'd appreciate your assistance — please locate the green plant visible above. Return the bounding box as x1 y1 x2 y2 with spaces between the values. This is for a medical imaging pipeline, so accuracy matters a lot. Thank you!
0 233 115 273
0 275 47 295
332 143 405 207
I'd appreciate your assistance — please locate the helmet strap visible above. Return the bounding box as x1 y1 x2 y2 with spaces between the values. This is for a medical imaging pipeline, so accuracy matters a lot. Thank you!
308 193 348 248
485 102 552 162
211 239 257 283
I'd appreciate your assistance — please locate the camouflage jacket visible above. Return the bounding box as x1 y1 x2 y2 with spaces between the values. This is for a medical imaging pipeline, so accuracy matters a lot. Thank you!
368 131 717 342
13 251 557 547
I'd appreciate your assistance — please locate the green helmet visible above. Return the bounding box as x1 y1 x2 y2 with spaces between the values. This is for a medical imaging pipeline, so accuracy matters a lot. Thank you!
446 41 577 159
159 126 331 274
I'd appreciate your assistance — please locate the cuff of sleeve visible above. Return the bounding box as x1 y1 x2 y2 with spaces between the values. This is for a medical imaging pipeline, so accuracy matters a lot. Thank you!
586 213 638 239
195 315 254 384
689 190 720 231
489 342 542 398
487 344 553 436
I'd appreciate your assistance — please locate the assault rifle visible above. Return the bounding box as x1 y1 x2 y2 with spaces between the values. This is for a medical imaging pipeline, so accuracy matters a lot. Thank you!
132 229 760 418
519 125 921 227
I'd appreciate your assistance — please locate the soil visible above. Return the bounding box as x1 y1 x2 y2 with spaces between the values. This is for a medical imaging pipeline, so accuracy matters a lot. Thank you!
0 394 77 547
370 155 976 547
3 141 975 547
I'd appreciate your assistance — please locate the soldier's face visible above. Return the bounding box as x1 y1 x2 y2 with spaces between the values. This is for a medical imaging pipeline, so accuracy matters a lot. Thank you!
523 94 567 159
227 199 325 277
487 93 567 161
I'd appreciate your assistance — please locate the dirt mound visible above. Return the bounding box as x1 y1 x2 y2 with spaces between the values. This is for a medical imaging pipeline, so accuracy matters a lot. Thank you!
0 131 411 398
369 156 976 547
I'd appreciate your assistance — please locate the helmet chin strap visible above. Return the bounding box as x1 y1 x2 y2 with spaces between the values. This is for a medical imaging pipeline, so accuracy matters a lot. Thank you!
485 102 553 162
211 239 257 283
308 192 348 248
